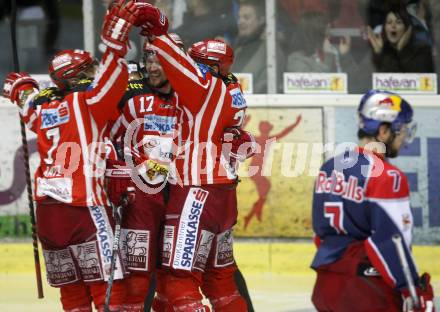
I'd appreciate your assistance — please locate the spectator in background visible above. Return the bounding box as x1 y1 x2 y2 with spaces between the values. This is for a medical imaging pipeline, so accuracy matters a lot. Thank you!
430 0 440 90
406 0 433 46
0 0 60 78
286 11 357 74
367 7 434 72
172 0 237 45
232 0 285 93
368 0 433 46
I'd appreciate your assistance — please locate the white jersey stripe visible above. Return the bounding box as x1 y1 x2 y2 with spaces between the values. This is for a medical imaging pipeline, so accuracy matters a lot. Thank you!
73 92 94 206
191 77 217 185
182 106 193 186
88 111 101 206
366 237 397 285
128 98 137 120
87 58 125 105
206 80 226 184
92 52 114 88
110 115 123 140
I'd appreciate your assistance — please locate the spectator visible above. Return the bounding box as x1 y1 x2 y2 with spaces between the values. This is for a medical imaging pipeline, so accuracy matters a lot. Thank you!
0 0 60 78
286 11 357 74
232 0 285 93
430 0 440 90
172 0 237 46
406 0 433 46
368 0 433 47
367 7 434 72
279 0 329 24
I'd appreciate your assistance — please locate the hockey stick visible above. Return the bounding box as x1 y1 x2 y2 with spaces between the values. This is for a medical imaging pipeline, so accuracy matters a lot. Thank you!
104 194 128 312
9 0 44 299
392 234 419 309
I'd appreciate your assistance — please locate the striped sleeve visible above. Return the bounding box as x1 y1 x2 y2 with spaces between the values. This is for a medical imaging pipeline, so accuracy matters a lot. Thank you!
85 50 128 128
364 158 419 290
20 90 40 132
151 35 211 113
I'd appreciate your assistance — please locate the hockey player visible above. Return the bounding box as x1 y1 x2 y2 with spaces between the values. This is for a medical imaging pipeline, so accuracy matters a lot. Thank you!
311 90 434 312
188 39 256 312
2 1 139 311
107 42 177 311
135 4 252 310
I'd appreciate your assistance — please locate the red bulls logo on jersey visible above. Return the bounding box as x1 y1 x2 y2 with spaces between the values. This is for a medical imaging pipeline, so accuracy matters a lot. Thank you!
315 170 364 203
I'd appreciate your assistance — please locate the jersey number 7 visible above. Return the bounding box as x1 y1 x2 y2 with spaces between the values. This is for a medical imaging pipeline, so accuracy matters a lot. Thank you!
324 202 347 234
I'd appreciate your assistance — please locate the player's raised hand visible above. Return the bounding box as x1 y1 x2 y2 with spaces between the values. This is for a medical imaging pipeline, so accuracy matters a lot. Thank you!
101 0 139 56
133 0 169 36
3 72 38 107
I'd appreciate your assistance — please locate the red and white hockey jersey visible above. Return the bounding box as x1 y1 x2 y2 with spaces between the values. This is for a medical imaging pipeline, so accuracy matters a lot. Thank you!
21 50 128 206
110 77 178 185
150 35 247 185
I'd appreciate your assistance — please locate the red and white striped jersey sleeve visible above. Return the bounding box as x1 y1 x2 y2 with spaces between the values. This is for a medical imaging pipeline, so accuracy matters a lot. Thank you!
20 90 41 133
150 35 212 113
84 50 128 128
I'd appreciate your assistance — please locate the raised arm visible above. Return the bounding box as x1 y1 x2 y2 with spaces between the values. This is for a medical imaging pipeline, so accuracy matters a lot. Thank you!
84 0 139 127
150 35 212 113
134 2 211 113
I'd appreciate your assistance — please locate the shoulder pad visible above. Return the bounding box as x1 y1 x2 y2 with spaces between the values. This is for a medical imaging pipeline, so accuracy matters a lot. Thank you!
118 79 152 111
71 78 93 92
127 79 149 92
33 87 64 106
222 73 238 86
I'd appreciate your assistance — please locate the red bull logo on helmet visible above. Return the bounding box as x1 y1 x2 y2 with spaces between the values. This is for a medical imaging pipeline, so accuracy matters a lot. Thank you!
378 95 402 112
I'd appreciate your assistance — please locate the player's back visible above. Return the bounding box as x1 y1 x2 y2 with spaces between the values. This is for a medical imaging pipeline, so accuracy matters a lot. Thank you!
312 148 387 269
30 83 114 207
151 36 246 185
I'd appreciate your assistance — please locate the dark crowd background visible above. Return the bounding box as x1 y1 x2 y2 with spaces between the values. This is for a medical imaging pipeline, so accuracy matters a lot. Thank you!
1 0 439 94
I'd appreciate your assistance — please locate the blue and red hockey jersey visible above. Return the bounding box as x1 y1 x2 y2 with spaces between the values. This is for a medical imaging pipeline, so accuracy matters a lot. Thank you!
311 147 419 290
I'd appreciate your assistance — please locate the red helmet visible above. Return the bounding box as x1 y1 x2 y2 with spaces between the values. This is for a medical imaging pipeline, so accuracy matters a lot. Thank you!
188 39 234 76
48 49 96 90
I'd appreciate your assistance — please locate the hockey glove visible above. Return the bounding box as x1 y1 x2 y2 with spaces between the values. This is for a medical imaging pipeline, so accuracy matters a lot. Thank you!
223 127 257 162
105 159 135 208
134 1 169 36
101 0 139 57
402 272 435 312
3 72 38 106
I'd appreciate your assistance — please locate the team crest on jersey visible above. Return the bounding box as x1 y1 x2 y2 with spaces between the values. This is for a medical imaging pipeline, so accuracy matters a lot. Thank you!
229 87 246 109
41 101 70 129
144 115 177 134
